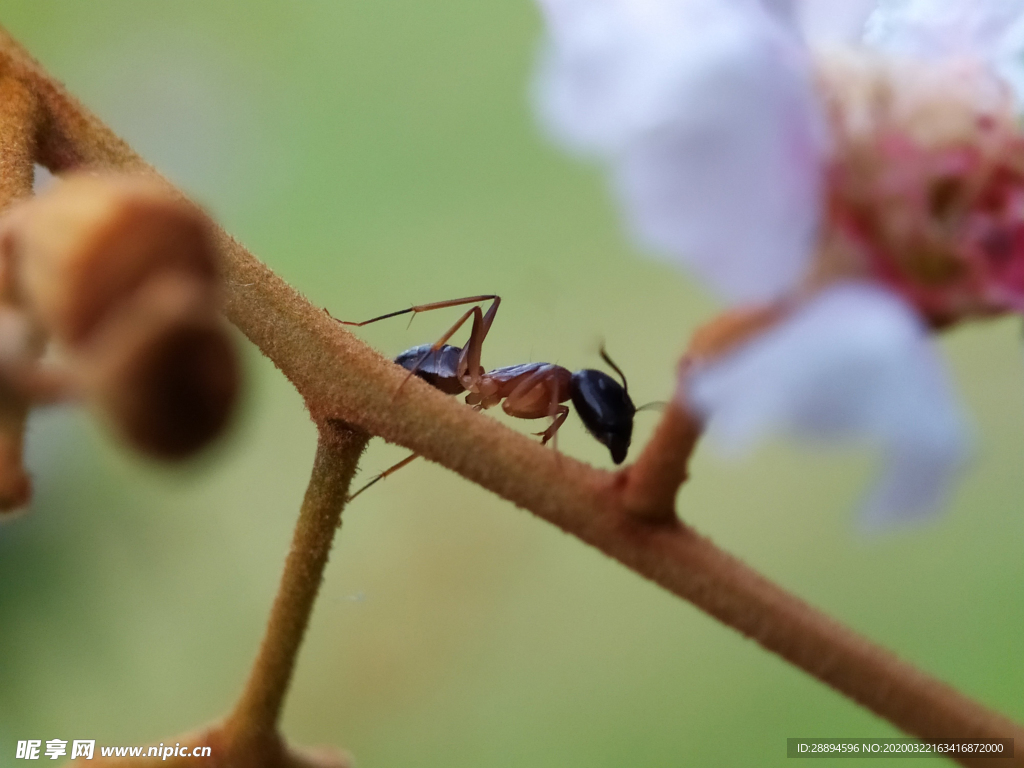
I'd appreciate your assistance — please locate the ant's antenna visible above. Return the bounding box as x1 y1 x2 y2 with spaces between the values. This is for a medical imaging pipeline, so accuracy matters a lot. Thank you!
599 344 629 393
635 400 668 413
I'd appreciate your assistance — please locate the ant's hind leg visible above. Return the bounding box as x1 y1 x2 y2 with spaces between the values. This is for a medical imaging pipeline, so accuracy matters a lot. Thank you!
346 453 420 503
336 295 499 328
395 306 480 397
398 298 500 396
336 295 501 398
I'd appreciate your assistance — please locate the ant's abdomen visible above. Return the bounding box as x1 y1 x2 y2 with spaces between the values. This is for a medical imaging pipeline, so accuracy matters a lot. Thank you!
394 344 466 395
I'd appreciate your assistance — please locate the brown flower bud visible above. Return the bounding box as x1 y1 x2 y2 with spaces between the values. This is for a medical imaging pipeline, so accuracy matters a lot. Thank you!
5 174 217 342
80 272 237 459
0 173 239 460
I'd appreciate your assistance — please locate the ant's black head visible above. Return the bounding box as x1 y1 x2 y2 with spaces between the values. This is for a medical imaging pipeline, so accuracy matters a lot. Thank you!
394 343 465 395
570 367 635 464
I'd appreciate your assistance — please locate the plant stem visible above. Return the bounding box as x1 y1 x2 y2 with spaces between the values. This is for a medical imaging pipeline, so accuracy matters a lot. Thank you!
71 422 365 768
224 421 367 753
0 75 37 208
617 400 700 521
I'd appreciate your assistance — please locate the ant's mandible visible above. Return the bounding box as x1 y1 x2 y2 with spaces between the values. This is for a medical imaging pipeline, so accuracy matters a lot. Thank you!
338 295 645 499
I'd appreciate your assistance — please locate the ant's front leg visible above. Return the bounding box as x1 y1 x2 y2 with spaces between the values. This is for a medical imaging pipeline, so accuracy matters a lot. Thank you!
501 366 572 450
536 404 570 447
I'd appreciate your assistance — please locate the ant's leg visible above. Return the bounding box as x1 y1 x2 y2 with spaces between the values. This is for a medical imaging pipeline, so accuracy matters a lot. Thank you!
397 306 482 396
498 366 573 450
501 367 552 412
347 453 420 502
336 295 499 327
336 294 500 397
535 380 570 452
457 296 501 391
536 404 570 446
475 295 501 351
501 366 569 446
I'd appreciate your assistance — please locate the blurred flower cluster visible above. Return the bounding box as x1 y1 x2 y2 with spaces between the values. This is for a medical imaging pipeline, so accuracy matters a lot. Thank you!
533 0 1024 524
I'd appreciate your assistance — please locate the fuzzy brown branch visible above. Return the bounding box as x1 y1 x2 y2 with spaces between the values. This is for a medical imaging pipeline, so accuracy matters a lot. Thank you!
72 419 364 768
617 400 701 521
2 25 1021 767
614 305 789 521
0 74 36 208
222 420 367 760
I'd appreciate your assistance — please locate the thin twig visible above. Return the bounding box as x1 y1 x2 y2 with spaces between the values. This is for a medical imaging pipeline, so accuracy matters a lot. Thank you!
616 400 701 521
223 420 367 757
1 25 1021 767
74 421 364 768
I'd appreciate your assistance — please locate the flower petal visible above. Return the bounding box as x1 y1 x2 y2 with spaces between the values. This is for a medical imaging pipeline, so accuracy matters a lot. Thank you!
865 0 1024 56
794 0 880 44
533 0 828 303
686 282 971 524
864 0 1024 104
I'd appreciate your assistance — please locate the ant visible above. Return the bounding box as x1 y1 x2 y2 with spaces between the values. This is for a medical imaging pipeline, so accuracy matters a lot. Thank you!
338 295 650 499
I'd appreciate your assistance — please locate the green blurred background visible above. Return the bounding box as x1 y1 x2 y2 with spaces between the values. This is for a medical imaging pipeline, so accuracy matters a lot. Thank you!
1 2 1021 765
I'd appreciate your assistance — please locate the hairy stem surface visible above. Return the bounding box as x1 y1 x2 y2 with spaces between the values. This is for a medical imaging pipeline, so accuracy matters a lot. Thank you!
224 421 367 752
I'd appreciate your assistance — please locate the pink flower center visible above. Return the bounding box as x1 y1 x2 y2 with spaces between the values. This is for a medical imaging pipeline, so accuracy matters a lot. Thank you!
817 52 1024 327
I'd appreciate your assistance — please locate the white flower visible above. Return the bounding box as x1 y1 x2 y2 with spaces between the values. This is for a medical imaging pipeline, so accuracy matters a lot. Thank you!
535 0 827 303
533 0 1024 523
687 283 969 525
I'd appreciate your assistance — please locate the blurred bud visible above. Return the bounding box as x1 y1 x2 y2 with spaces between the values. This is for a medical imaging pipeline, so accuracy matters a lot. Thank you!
6 174 217 341
0 173 239 460
81 271 237 459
